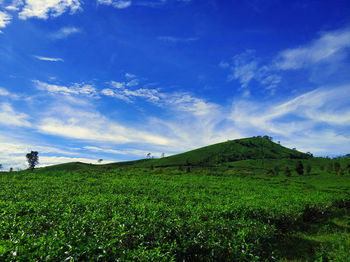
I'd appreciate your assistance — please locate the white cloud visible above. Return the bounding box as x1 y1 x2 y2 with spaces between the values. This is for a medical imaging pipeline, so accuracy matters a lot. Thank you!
34 80 97 97
0 103 31 127
0 87 20 99
125 72 136 79
33 55 64 62
157 36 198 43
101 88 131 102
224 50 282 92
222 27 350 93
275 28 350 70
38 116 170 145
4 0 23 11
18 0 81 20
83 145 161 157
0 87 10 96
97 0 131 9
110 81 125 89
230 85 350 137
50 26 80 39
0 10 11 29
126 78 139 87
102 80 159 103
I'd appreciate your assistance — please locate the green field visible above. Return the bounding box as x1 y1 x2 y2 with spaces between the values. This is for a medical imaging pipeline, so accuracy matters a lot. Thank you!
1 138 350 261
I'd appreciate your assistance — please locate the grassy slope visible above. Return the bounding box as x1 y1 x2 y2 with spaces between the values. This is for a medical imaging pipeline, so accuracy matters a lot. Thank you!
140 137 310 168
40 137 312 172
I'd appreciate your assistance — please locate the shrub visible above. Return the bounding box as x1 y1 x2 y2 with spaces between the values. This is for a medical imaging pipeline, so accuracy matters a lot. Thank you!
295 161 304 175
306 164 311 175
274 166 280 176
284 166 291 177
334 162 341 174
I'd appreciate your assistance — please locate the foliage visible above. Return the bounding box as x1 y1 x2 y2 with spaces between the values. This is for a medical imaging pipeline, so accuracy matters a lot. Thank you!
284 166 291 177
306 164 312 175
26 151 39 170
334 162 341 174
0 164 349 261
296 161 304 175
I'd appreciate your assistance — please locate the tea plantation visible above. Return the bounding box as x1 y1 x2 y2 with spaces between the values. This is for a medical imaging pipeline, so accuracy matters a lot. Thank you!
1 138 350 261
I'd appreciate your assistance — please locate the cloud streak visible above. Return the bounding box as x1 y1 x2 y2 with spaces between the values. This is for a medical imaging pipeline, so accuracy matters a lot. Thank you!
0 103 31 127
34 80 97 97
97 0 131 9
33 55 64 62
275 28 350 70
50 26 81 39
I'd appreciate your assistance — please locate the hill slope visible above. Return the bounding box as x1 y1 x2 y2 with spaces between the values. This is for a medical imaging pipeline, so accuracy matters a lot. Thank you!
139 136 311 167
38 137 311 171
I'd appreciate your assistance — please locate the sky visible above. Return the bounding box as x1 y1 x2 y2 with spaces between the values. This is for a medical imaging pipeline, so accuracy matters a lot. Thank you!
0 0 350 170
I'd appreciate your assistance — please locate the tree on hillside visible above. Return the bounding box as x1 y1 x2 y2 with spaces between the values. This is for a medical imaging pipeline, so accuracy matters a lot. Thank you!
0 164 2 170
274 166 280 176
306 164 312 175
284 166 291 177
296 161 304 175
9 167 13 172
326 162 333 173
347 164 350 174
338 168 344 176
334 162 341 174
26 151 39 170
98 159 103 163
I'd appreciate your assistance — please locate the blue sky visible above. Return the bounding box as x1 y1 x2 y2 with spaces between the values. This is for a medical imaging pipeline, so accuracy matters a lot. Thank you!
1 0 350 169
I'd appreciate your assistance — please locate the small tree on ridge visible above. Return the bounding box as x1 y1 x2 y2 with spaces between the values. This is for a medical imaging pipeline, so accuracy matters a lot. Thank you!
26 151 39 170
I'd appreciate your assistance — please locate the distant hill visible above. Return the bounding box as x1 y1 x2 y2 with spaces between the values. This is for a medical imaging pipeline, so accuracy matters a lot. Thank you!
38 137 311 171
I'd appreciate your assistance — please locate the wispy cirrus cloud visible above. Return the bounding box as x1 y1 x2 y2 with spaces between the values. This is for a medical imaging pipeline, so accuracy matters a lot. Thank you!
221 27 350 94
50 26 81 39
102 78 219 117
97 0 131 9
0 102 31 127
0 87 20 99
83 145 162 158
37 114 170 146
33 55 64 62
0 10 11 32
157 36 198 43
0 87 10 96
275 28 350 70
34 80 97 97
222 50 281 92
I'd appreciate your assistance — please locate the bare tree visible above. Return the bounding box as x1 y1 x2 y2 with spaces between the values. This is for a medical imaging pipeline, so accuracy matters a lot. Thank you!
147 153 151 159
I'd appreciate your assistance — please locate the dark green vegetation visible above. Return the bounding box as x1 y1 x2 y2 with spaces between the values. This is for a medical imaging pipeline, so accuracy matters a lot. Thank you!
1 137 350 261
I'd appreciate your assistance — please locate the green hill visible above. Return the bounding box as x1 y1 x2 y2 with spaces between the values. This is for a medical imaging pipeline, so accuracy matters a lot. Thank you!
37 137 311 171
140 136 311 168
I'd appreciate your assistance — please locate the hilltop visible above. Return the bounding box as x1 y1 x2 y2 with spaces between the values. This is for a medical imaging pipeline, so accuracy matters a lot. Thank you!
138 136 311 168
